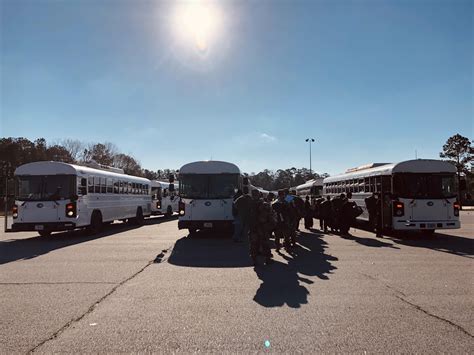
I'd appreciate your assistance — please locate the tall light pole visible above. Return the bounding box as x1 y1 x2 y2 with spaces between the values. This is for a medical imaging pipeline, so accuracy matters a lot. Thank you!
305 138 315 176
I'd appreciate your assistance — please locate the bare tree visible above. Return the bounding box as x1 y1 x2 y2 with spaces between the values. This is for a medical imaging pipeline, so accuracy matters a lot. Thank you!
58 139 85 162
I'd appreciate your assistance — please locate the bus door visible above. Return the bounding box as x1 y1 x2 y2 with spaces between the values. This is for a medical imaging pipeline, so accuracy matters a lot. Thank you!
381 176 392 228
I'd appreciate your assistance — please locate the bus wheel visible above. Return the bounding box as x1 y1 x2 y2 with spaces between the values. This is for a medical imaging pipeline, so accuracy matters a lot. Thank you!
38 230 51 237
131 207 144 226
165 206 173 218
89 211 103 234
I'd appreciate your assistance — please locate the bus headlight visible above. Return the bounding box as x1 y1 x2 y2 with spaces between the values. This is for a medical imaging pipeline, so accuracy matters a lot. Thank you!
65 202 77 218
12 205 18 219
156 201 161 209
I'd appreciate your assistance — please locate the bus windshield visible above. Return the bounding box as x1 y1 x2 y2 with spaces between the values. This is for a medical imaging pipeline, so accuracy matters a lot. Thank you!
16 175 76 201
393 173 457 199
180 174 239 199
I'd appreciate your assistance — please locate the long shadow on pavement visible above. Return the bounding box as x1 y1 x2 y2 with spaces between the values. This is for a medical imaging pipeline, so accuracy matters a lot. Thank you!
0 215 175 265
253 231 337 308
341 234 400 250
388 232 473 259
346 219 474 258
168 229 253 268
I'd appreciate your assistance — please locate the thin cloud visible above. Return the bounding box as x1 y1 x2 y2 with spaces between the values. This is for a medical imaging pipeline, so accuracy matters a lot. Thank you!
260 133 277 142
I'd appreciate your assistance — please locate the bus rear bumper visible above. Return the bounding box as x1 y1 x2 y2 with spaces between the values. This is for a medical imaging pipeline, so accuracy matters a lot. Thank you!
12 222 77 232
178 220 233 230
393 220 460 230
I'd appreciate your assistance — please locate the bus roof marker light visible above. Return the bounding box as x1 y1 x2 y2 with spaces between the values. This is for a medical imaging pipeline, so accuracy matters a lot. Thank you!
264 340 270 348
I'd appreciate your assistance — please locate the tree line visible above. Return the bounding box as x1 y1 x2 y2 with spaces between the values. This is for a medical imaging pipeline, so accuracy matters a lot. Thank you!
0 137 177 181
0 134 472 196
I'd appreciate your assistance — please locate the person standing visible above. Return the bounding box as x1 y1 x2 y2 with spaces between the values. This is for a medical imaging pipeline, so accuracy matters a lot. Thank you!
249 189 273 265
365 192 382 238
320 196 332 233
233 190 252 242
272 190 291 250
232 189 243 242
304 196 314 229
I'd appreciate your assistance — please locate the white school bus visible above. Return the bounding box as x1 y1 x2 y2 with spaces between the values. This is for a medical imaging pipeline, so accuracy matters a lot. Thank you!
150 180 179 216
178 160 243 233
323 159 460 233
12 161 152 236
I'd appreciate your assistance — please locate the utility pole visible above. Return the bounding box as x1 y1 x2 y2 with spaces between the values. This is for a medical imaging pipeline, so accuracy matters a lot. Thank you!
305 138 315 175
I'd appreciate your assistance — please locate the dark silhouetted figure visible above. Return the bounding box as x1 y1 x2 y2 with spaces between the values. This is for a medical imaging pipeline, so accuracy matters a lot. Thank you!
304 196 313 229
320 196 332 233
365 192 382 238
249 189 273 265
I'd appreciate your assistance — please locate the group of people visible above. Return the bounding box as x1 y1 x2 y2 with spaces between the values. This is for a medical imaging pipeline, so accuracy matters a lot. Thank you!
232 188 384 266
232 188 305 266
311 192 364 235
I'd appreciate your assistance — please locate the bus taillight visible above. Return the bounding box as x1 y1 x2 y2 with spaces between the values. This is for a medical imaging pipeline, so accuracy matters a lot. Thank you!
156 199 161 209
393 201 404 217
178 201 185 216
12 205 18 219
453 202 460 217
65 202 77 218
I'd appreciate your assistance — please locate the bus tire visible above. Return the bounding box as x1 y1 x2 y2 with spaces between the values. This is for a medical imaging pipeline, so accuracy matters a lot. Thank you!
38 230 51 237
130 207 144 226
89 210 103 235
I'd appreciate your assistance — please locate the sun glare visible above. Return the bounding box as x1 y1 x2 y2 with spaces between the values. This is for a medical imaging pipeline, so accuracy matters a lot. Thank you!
173 1 222 54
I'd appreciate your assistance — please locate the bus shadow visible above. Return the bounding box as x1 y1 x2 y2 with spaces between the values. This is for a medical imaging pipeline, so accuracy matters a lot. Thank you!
253 231 337 308
168 229 253 268
350 221 473 258
0 222 144 265
387 232 474 258
343 234 400 249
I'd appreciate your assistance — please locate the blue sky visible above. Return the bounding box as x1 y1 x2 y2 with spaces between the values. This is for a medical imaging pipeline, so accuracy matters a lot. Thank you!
1 0 472 175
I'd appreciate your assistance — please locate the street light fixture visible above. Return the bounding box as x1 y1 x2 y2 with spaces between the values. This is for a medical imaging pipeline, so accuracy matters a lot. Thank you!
305 138 315 176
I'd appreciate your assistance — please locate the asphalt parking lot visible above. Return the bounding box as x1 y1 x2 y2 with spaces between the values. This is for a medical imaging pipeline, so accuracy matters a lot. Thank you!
1 212 472 353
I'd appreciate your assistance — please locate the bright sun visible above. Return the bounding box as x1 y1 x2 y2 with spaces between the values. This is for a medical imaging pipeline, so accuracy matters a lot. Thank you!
173 0 222 53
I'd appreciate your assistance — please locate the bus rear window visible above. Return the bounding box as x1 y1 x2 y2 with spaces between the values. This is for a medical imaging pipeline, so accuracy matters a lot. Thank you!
16 175 76 201
393 174 457 199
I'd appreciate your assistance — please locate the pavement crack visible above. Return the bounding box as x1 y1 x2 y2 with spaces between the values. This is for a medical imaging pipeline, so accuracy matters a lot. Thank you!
359 272 473 338
394 295 473 338
28 247 171 353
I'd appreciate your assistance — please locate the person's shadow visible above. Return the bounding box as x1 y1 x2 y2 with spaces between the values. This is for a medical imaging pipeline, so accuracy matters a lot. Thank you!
253 231 337 308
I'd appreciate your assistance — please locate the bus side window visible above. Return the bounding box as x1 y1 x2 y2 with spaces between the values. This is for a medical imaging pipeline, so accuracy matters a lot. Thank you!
94 177 101 193
107 178 113 193
88 177 94 193
101 178 107 193
80 178 87 195
114 180 119 194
